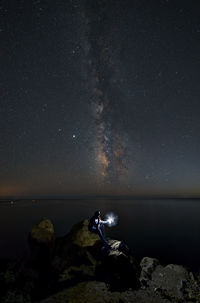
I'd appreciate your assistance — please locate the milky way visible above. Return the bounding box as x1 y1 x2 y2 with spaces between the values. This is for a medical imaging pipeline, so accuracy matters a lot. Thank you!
83 0 129 181
1 0 200 197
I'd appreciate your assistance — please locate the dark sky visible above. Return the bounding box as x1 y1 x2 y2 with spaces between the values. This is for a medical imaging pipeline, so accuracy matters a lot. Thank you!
0 0 200 197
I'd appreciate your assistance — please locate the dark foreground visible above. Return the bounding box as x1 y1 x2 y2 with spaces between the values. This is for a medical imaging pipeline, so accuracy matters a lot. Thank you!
0 218 200 303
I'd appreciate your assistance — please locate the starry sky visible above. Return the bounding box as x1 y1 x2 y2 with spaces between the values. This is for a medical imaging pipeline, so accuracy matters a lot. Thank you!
0 0 200 198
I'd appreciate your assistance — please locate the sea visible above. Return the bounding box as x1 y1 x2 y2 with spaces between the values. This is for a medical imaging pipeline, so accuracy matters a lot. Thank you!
0 199 200 273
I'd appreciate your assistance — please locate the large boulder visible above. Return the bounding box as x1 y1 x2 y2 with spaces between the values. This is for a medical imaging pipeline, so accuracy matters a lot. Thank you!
4 218 200 303
66 219 100 247
140 257 160 287
150 264 199 300
29 218 54 245
56 239 141 291
140 257 200 301
28 218 55 271
95 239 140 291
52 219 100 273
52 221 140 291
39 280 186 303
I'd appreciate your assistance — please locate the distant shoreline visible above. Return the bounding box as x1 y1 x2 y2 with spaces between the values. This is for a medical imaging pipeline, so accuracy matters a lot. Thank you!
1 196 200 202
0 195 200 201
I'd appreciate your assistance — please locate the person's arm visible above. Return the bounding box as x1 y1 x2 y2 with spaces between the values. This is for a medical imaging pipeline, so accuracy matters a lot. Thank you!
94 218 99 227
99 219 108 224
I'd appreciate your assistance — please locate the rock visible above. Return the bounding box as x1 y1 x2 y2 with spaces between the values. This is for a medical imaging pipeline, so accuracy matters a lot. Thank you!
67 219 100 247
58 264 95 282
139 257 200 300
140 257 160 286
39 280 182 303
28 218 55 272
109 239 130 253
52 220 101 272
52 219 100 273
29 218 54 245
95 239 140 291
52 221 140 291
1 289 31 303
55 219 100 250
39 281 121 303
25 218 200 302
151 264 189 298
144 263 200 301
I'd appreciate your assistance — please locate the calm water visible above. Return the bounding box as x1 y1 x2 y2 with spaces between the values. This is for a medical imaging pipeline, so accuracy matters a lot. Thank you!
0 199 200 272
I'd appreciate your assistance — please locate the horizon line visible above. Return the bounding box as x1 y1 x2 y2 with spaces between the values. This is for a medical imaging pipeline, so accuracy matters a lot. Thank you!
1 194 200 200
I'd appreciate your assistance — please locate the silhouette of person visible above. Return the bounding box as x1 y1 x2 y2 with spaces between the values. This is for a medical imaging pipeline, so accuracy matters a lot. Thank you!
88 210 110 250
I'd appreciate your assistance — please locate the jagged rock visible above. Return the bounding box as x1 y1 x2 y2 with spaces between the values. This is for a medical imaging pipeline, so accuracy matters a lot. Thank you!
143 263 200 302
140 257 160 286
25 218 200 302
139 258 200 302
109 239 130 252
51 221 140 290
95 239 140 290
150 264 189 299
62 219 100 247
29 218 54 245
52 220 100 273
39 280 182 303
28 218 55 273
28 218 55 256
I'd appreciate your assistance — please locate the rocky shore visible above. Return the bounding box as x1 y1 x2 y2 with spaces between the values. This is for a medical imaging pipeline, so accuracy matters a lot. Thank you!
0 218 200 302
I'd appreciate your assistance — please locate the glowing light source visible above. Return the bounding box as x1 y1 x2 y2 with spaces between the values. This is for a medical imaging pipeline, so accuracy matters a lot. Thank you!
105 212 118 227
107 216 114 225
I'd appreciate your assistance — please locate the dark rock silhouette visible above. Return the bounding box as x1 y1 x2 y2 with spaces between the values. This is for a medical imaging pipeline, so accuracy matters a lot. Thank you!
140 257 200 302
95 239 140 290
27 218 57 300
1 218 200 303
140 256 160 287
52 219 140 291
28 218 55 268
52 219 100 273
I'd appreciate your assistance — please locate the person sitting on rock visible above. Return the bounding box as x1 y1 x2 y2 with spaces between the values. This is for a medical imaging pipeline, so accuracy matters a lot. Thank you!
88 210 110 250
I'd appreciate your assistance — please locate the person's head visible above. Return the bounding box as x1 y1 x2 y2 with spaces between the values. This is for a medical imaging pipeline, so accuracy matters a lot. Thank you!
94 210 101 218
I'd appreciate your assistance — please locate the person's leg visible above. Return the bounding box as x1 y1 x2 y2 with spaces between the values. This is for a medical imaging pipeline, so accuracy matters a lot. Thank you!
99 223 106 238
97 226 110 249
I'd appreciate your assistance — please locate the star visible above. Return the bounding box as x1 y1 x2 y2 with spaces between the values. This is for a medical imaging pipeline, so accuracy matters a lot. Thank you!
42 104 47 112
72 134 76 138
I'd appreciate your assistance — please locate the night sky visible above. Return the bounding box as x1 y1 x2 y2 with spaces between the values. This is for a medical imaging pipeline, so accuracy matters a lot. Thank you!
1 0 200 198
